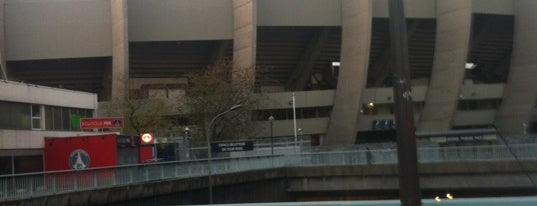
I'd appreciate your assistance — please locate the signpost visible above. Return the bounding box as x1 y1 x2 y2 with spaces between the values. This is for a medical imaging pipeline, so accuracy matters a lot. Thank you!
211 141 254 153
80 118 124 129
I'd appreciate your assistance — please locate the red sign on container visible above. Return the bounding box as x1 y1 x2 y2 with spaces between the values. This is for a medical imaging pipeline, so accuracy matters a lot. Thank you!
80 118 124 129
44 134 118 171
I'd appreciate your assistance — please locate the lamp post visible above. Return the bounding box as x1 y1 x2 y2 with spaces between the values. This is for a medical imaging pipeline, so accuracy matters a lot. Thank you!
292 93 298 153
268 115 275 166
205 103 242 204
297 128 303 149
184 127 191 160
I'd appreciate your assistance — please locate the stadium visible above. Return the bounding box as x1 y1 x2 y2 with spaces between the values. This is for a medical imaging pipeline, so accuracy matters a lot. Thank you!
1 0 536 174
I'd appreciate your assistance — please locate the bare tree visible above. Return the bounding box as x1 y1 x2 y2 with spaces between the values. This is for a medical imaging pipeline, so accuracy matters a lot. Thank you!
123 94 175 135
184 60 257 142
99 82 178 136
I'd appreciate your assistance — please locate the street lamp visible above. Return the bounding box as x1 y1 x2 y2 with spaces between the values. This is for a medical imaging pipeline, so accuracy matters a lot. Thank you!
292 93 298 153
184 127 191 160
297 128 303 150
268 115 275 166
205 103 242 204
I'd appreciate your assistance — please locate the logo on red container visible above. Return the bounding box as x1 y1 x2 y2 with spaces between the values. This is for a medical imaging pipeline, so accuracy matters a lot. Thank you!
69 149 90 170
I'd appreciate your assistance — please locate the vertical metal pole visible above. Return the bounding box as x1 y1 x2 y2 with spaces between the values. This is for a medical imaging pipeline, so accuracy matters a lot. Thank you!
204 104 241 204
206 126 213 204
268 115 275 167
271 120 274 167
292 93 298 153
11 154 15 175
271 120 274 157
388 0 421 205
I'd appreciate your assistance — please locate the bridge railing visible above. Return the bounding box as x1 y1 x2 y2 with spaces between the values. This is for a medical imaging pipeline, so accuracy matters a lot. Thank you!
2 143 537 202
292 143 537 167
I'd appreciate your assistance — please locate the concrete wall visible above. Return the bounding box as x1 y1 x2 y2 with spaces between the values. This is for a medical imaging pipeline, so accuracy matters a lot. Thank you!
5 0 111 60
4 160 536 205
256 90 335 109
324 0 372 145
232 0 256 85
258 0 437 26
253 84 504 137
287 161 537 192
257 0 341 26
1 169 289 206
2 0 516 61
495 0 537 134
0 81 97 109
417 0 473 131
0 130 101 149
453 110 497 126
128 0 233 41
472 0 513 14
372 0 435 18
0 0 7 79
109 0 129 103
0 81 99 149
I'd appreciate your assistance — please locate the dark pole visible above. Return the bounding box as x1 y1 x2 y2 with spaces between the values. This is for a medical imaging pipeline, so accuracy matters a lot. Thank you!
271 121 274 156
269 115 275 166
388 0 421 206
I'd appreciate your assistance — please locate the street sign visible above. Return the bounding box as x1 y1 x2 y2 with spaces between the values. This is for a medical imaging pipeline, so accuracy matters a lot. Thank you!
140 133 154 144
211 141 254 153
80 118 124 129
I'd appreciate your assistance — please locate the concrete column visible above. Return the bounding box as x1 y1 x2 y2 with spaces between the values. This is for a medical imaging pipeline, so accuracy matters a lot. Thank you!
417 0 472 131
324 0 372 145
232 0 256 85
109 0 129 102
495 0 537 135
0 0 7 80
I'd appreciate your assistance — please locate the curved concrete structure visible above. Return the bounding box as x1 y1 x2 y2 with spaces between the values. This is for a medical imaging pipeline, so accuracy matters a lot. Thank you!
0 0 534 149
494 0 537 134
325 0 372 145
418 0 472 131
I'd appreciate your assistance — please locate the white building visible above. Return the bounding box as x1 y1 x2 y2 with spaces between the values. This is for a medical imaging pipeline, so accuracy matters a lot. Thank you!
0 80 98 174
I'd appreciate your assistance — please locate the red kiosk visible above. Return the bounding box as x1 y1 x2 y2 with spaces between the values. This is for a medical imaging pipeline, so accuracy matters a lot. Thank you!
43 118 158 171
139 133 156 163
43 134 118 171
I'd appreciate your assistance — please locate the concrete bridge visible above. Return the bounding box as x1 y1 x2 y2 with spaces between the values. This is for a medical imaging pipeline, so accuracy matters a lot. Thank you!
2 143 537 205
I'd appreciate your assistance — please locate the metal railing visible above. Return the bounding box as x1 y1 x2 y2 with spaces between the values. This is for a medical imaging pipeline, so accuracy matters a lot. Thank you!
192 196 537 206
1 142 537 202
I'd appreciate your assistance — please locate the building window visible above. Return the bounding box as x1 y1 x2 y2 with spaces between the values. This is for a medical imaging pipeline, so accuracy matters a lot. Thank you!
0 101 31 130
31 105 42 130
44 106 92 131
0 101 92 131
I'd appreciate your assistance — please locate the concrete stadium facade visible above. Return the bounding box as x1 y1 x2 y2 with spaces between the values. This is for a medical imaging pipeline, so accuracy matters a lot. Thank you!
1 0 536 148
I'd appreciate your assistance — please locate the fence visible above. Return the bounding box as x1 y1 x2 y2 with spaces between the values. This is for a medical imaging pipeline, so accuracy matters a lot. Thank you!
1 142 537 202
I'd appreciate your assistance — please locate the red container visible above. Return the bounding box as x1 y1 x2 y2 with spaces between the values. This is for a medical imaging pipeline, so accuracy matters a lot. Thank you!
44 134 118 171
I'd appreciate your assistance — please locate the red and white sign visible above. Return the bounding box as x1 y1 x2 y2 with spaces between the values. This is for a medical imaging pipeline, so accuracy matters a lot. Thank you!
140 133 154 144
80 118 124 129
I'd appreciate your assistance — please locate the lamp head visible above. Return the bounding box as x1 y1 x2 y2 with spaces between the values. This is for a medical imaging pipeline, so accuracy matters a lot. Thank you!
229 104 242 111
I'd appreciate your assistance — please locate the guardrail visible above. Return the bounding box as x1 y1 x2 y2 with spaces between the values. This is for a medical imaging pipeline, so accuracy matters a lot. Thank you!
2 143 537 202
193 196 537 206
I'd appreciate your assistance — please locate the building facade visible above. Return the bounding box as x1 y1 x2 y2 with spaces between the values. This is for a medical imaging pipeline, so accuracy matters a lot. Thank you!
0 80 98 174
1 0 536 149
